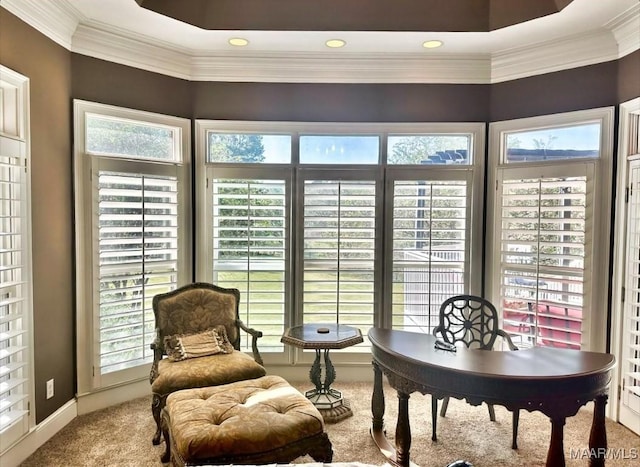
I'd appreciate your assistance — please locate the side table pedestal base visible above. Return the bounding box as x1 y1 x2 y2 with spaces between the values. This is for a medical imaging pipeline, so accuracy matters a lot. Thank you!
305 387 353 423
317 399 353 423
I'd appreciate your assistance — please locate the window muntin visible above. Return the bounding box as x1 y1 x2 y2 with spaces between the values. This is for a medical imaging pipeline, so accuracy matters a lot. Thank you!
86 114 179 162
387 135 471 165
207 133 292 164
504 123 601 163
299 135 379 164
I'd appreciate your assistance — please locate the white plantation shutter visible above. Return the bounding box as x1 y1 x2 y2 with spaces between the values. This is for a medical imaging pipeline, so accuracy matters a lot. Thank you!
621 160 640 423
211 178 287 352
97 171 179 375
0 137 31 441
390 179 468 332
301 178 376 344
498 170 590 349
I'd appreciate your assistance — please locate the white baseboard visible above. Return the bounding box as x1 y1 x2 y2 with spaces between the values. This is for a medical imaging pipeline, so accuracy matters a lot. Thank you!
76 378 151 415
0 399 77 467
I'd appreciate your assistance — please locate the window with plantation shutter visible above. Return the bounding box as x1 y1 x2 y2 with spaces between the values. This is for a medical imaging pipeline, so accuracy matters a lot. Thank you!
74 100 190 392
489 108 614 353
97 171 179 374
390 179 468 333
620 159 640 431
0 67 32 449
210 177 287 352
300 177 377 348
498 173 589 349
197 121 485 364
0 137 31 447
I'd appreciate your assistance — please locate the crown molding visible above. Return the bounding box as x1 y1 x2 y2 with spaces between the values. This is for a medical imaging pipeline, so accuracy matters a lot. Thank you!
71 22 192 80
606 3 640 58
189 53 492 84
491 29 620 83
1 0 81 50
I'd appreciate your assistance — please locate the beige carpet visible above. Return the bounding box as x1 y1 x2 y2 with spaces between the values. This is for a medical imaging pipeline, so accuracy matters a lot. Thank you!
21 381 639 467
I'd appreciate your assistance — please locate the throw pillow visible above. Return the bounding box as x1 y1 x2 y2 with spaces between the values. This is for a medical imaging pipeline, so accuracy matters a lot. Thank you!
164 328 223 361
212 325 235 354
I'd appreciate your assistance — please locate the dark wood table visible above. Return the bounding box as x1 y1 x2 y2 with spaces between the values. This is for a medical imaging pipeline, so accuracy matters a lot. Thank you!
281 323 363 422
368 328 616 467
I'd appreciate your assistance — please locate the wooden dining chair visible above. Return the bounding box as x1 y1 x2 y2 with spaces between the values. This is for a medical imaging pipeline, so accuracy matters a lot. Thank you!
432 294 520 449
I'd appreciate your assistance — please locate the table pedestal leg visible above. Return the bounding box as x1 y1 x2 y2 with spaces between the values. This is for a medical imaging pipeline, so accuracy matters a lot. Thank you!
305 349 353 423
588 395 608 467
372 362 385 432
396 392 411 467
546 417 566 467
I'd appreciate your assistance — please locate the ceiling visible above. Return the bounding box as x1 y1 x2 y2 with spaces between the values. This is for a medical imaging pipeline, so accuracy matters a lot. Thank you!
135 0 577 33
3 0 639 83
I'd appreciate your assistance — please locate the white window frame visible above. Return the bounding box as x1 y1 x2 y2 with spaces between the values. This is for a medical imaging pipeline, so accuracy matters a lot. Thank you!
74 100 191 393
0 65 33 452
486 107 614 352
196 120 485 365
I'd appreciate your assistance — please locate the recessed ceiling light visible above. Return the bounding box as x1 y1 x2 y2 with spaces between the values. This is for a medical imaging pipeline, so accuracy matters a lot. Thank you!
228 37 249 47
422 40 443 49
325 39 346 48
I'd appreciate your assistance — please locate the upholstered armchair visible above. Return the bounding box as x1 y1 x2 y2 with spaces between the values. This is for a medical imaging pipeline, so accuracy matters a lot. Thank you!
149 282 266 445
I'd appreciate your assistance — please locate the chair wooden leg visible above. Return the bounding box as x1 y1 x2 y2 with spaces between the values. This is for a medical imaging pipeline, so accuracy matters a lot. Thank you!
512 409 520 450
431 396 438 441
152 394 163 445
487 403 496 422
439 396 449 417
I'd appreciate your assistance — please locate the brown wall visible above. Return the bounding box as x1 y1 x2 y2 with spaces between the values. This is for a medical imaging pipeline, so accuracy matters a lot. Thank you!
490 60 619 122
1 7 639 426
0 9 74 423
618 49 640 104
191 82 490 122
71 55 192 119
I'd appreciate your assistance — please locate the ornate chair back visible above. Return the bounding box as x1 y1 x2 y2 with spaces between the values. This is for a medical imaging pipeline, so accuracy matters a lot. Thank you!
152 282 241 355
433 294 510 350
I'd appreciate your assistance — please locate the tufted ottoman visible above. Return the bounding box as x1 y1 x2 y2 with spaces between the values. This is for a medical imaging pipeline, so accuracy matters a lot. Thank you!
160 375 333 466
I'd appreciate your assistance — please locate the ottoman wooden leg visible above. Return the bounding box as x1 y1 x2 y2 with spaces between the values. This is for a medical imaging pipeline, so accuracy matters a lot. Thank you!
160 408 171 464
307 432 334 462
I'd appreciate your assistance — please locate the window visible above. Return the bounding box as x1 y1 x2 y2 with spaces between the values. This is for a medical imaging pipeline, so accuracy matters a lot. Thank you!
210 175 288 352
488 108 614 351
0 66 33 450
197 122 485 362
74 101 191 392
299 173 379 351
389 178 469 332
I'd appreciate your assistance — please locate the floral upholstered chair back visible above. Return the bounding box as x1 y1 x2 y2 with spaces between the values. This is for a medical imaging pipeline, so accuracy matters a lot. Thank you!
153 283 241 355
